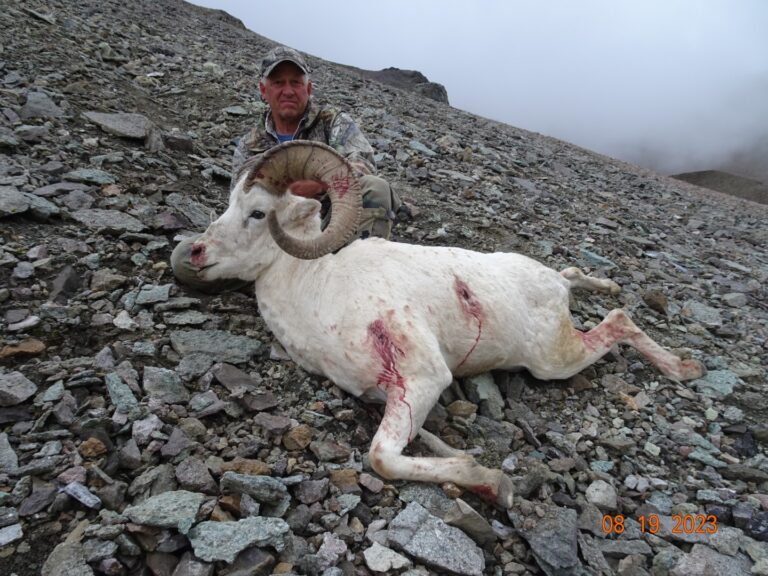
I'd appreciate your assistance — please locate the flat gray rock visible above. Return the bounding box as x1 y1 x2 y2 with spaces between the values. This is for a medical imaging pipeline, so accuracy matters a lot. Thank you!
188 516 290 563
689 370 744 398
32 181 91 197
670 544 752 576
388 502 485 576
21 91 64 120
0 433 18 473
142 366 190 403
104 373 139 415
63 482 102 509
41 542 94 576
585 479 618 510
135 283 172 305
165 192 212 229
398 482 457 519
0 371 38 406
0 127 19 148
177 353 215 381
517 506 582 576
683 300 723 328
24 192 60 219
14 124 50 142
223 105 248 115
82 539 117 563
0 186 30 216
164 310 209 326
172 552 215 576
211 363 260 394
82 111 152 139
170 330 263 364
0 523 23 547
220 471 290 517
160 427 195 458
64 169 117 185
464 372 505 420
363 542 412 572
90 269 128 291
70 209 145 233
58 189 94 210
123 490 205 534
176 456 217 493
443 498 496 545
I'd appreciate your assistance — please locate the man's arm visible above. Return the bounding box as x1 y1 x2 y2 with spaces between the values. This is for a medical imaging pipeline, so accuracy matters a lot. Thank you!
327 112 376 177
230 133 251 191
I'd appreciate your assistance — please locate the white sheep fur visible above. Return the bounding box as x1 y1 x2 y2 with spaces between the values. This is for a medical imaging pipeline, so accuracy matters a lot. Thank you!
191 174 704 507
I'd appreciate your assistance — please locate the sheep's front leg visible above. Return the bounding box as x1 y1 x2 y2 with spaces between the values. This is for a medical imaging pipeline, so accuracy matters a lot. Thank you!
368 375 514 509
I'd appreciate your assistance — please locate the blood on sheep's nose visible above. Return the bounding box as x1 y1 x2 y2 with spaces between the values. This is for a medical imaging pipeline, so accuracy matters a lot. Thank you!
190 243 205 266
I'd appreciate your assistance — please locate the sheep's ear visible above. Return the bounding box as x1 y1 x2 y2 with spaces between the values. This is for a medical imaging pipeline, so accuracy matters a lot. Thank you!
285 198 321 226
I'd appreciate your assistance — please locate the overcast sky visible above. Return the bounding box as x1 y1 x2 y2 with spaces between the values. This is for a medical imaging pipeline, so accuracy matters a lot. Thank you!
190 1 768 179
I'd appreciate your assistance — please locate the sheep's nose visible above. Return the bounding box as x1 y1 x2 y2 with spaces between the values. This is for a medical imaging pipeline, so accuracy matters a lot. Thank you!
190 243 205 266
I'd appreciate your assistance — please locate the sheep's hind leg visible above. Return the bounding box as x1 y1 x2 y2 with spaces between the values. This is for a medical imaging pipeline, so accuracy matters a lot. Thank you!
537 308 704 381
603 309 704 381
369 374 514 508
560 266 620 294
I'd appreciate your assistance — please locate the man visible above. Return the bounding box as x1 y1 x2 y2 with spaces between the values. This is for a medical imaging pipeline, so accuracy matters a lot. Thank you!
171 45 401 292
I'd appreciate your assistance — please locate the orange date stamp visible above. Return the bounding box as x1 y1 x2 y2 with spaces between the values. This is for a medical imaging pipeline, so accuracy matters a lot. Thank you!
602 514 718 535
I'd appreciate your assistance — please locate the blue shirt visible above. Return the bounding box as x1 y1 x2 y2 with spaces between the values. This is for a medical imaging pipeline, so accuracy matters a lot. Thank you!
277 133 294 143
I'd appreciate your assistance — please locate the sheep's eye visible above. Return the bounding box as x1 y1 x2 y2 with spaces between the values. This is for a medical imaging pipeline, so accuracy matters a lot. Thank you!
249 210 265 220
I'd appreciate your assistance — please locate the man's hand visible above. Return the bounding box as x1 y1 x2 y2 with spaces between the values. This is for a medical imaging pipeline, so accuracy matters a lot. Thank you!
289 179 326 198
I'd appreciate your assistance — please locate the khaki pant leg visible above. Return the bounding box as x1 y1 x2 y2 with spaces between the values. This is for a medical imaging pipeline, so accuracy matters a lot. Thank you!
358 174 402 240
170 235 251 294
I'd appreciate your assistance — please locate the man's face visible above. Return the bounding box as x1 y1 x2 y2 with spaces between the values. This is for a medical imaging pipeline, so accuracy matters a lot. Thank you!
259 61 312 128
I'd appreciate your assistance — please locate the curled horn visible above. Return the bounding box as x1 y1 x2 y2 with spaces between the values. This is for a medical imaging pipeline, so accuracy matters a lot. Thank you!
243 141 362 259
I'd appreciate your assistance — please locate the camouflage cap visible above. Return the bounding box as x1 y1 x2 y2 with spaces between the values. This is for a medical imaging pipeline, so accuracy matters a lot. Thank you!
261 46 311 78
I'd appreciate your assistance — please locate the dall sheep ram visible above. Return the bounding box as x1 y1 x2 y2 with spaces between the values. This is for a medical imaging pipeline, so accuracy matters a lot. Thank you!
190 141 704 508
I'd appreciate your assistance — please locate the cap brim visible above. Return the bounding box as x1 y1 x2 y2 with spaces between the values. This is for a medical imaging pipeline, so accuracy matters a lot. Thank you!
263 59 309 77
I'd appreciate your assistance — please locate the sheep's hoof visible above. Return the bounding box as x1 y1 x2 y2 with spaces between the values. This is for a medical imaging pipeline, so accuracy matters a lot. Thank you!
469 470 514 508
679 359 706 381
666 358 706 381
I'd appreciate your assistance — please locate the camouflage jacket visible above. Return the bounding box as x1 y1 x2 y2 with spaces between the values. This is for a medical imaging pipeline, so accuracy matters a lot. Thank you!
230 101 376 190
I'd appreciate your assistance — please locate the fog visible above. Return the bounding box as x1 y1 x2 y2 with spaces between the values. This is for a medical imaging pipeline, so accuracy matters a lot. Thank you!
189 0 768 180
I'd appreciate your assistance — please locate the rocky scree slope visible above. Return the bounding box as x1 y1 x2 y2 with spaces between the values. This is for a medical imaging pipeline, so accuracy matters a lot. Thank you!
1 1 768 575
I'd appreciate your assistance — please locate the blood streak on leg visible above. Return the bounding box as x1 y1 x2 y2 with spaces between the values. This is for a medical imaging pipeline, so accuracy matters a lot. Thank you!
579 318 627 352
470 484 498 504
367 319 413 441
454 276 484 370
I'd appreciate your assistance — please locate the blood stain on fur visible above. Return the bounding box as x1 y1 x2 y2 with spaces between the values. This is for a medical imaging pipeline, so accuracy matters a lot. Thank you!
368 318 413 440
454 276 484 370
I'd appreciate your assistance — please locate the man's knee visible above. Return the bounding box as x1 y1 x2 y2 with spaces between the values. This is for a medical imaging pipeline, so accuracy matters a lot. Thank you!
361 175 400 211
359 175 401 240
